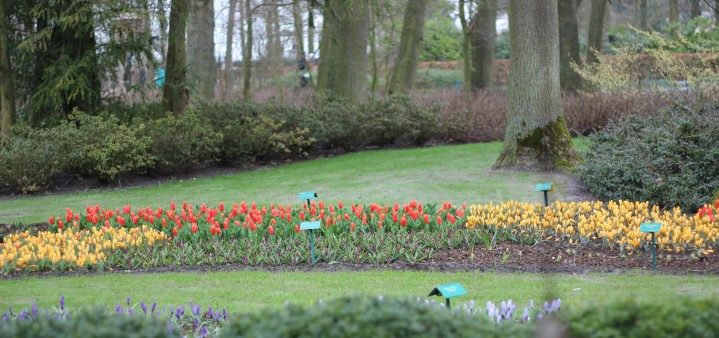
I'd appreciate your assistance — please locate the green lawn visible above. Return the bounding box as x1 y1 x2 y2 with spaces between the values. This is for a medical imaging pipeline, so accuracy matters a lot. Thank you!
0 270 715 314
0 139 589 225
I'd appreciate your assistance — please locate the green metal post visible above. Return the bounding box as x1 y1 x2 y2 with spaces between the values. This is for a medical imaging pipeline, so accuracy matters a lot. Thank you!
309 229 316 266
651 232 656 271
543 191 549 207
445 298 450 308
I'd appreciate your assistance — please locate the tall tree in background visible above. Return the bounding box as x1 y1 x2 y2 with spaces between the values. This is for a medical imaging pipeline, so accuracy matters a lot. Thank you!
316 0 370 103
558 0 582 91
669 0 679 22
638 0 648 29
587 0 607 65
458 0 471 91
163 0 190 115
495 0 578 170
187 0 216 100
715 0 719 24
0 0 14 137
224 0 237 100
369 2 379 92
690 0 701 18
242 0 253 99
292 0 304 59
386 0 428 94
307 1 316 57
469 0 496 89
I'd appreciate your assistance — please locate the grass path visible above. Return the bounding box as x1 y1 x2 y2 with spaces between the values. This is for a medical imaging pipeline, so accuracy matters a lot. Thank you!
0 141 589 225
0 270 715 314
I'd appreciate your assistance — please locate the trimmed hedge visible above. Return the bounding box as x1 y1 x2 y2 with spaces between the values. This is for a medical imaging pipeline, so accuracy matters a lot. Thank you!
579 105 719 211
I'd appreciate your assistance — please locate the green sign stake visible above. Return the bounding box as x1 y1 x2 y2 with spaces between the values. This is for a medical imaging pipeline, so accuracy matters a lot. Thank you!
300 221 321 266
428 282 467 308
535 183 552 207
640 222 662 271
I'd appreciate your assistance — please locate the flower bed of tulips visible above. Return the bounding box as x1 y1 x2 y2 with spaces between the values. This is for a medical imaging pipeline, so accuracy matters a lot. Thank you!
466 200 719 257
1 199 717 274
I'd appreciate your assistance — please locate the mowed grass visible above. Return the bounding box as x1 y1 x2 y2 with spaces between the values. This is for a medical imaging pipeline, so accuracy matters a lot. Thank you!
0 139 589 225
0 270 716 314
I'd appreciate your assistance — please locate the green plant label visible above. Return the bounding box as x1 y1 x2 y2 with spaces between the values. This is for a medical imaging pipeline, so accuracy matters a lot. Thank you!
429 283 467 299
640 222 662 233
300 221 321 230
535 183 552 192
298 192 317 200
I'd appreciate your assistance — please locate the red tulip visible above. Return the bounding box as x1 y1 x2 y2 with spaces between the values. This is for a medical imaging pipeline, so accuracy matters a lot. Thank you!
350 222 356 232
48 216 55 225
268 226 275 236
400 215 407 227
58 220 64 230
191 223 198 234
423 214 430 224
338 201 344 209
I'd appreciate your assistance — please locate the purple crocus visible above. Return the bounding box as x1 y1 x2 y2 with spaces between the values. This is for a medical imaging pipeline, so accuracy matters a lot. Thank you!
206 307 213 319
115 305 124 315
31 303 38 318
59 295 65 310
199 326 209 338
521 307 530 323
222 309 227 320
150 302 157 314
175 305 184 319
17 311 28 321
140 302 148 314
192 304 201 317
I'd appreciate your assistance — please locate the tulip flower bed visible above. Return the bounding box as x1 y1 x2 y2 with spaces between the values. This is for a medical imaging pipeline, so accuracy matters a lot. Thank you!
1 199 717 274
466 200 719 257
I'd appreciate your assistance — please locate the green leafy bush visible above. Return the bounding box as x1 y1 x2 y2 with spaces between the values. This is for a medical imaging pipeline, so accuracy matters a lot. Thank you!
220 296 533 338
0 125 70 193
196 101 313 164
579 105 719 211
565 298 719 338
145 113 221 175
64 112 154 182
0 307 178 338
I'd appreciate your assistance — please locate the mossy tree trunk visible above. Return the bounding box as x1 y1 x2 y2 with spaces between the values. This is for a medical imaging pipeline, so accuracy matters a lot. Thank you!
558 0 582 91
386 0 428 95
316 0 369 103
669 0 679 22
587 0 606 65
187 0 216 100
163 0 190 115
369 1 379 93
458 0 471 92
0 0 14 138
638 0 648 29
308 2 315 57
292 0 304 59
242 0 253 100
715 0 719 24
469 0 496 89
495 0 579 171
691 0 701 18
224 0 237 100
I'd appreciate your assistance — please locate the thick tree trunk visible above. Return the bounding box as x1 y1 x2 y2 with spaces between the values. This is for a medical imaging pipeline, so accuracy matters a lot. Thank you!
0 0 15 137
187 0 216 100
242 0 253 99
587 0 606 65
669 0 679 22
163 0 190 115
691 0 701 18
495 0 579 171
369 3 379 92
716 0 719 24
293 0 304 58
386 0 428 94
308 3 315 56
224 0 237 100
469 0 496 90
158 0 169 57
638 0 648 29
316 0 369 103
558 0 582 91
458 0 471 91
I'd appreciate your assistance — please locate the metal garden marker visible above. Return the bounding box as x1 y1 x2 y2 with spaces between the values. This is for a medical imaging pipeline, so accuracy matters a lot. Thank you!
298 192 319 265
640 222 662 271
535 183 552 207
428 282 467 308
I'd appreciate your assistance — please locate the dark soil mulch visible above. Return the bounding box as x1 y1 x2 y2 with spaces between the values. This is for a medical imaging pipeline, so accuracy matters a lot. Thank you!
2 241 716 280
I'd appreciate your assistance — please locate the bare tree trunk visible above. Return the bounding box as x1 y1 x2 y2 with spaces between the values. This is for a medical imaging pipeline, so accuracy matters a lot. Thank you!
458 0 471 91
307 2 315 56
0 0 15 137
386 0 428 94
638 0 648 29
559 0 582 91
369 2 379 92
224 0 237 100
587 0 606 65
316 0 369 103
187 0 216 100
716 0 719 24
293 0 304 58
691 0 701 18
469 0 496 89
158 0 169 57
164 0 190 115
669 0 679 22
243 0 253 99
495 0 578 170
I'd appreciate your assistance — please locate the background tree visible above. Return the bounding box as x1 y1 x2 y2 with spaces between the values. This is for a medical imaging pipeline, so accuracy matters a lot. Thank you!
691 0 701 18
458 0 471 91
559 0 582 91
669 0 679 22
316 0 370 103
0 0 14 137
469 0 496 89
242 0 253 99
163 0 190 114
224 0 237 100
587 0 607 65
187 0 216 100
638 0 648 29
386 0 428 94
495 0 579 170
